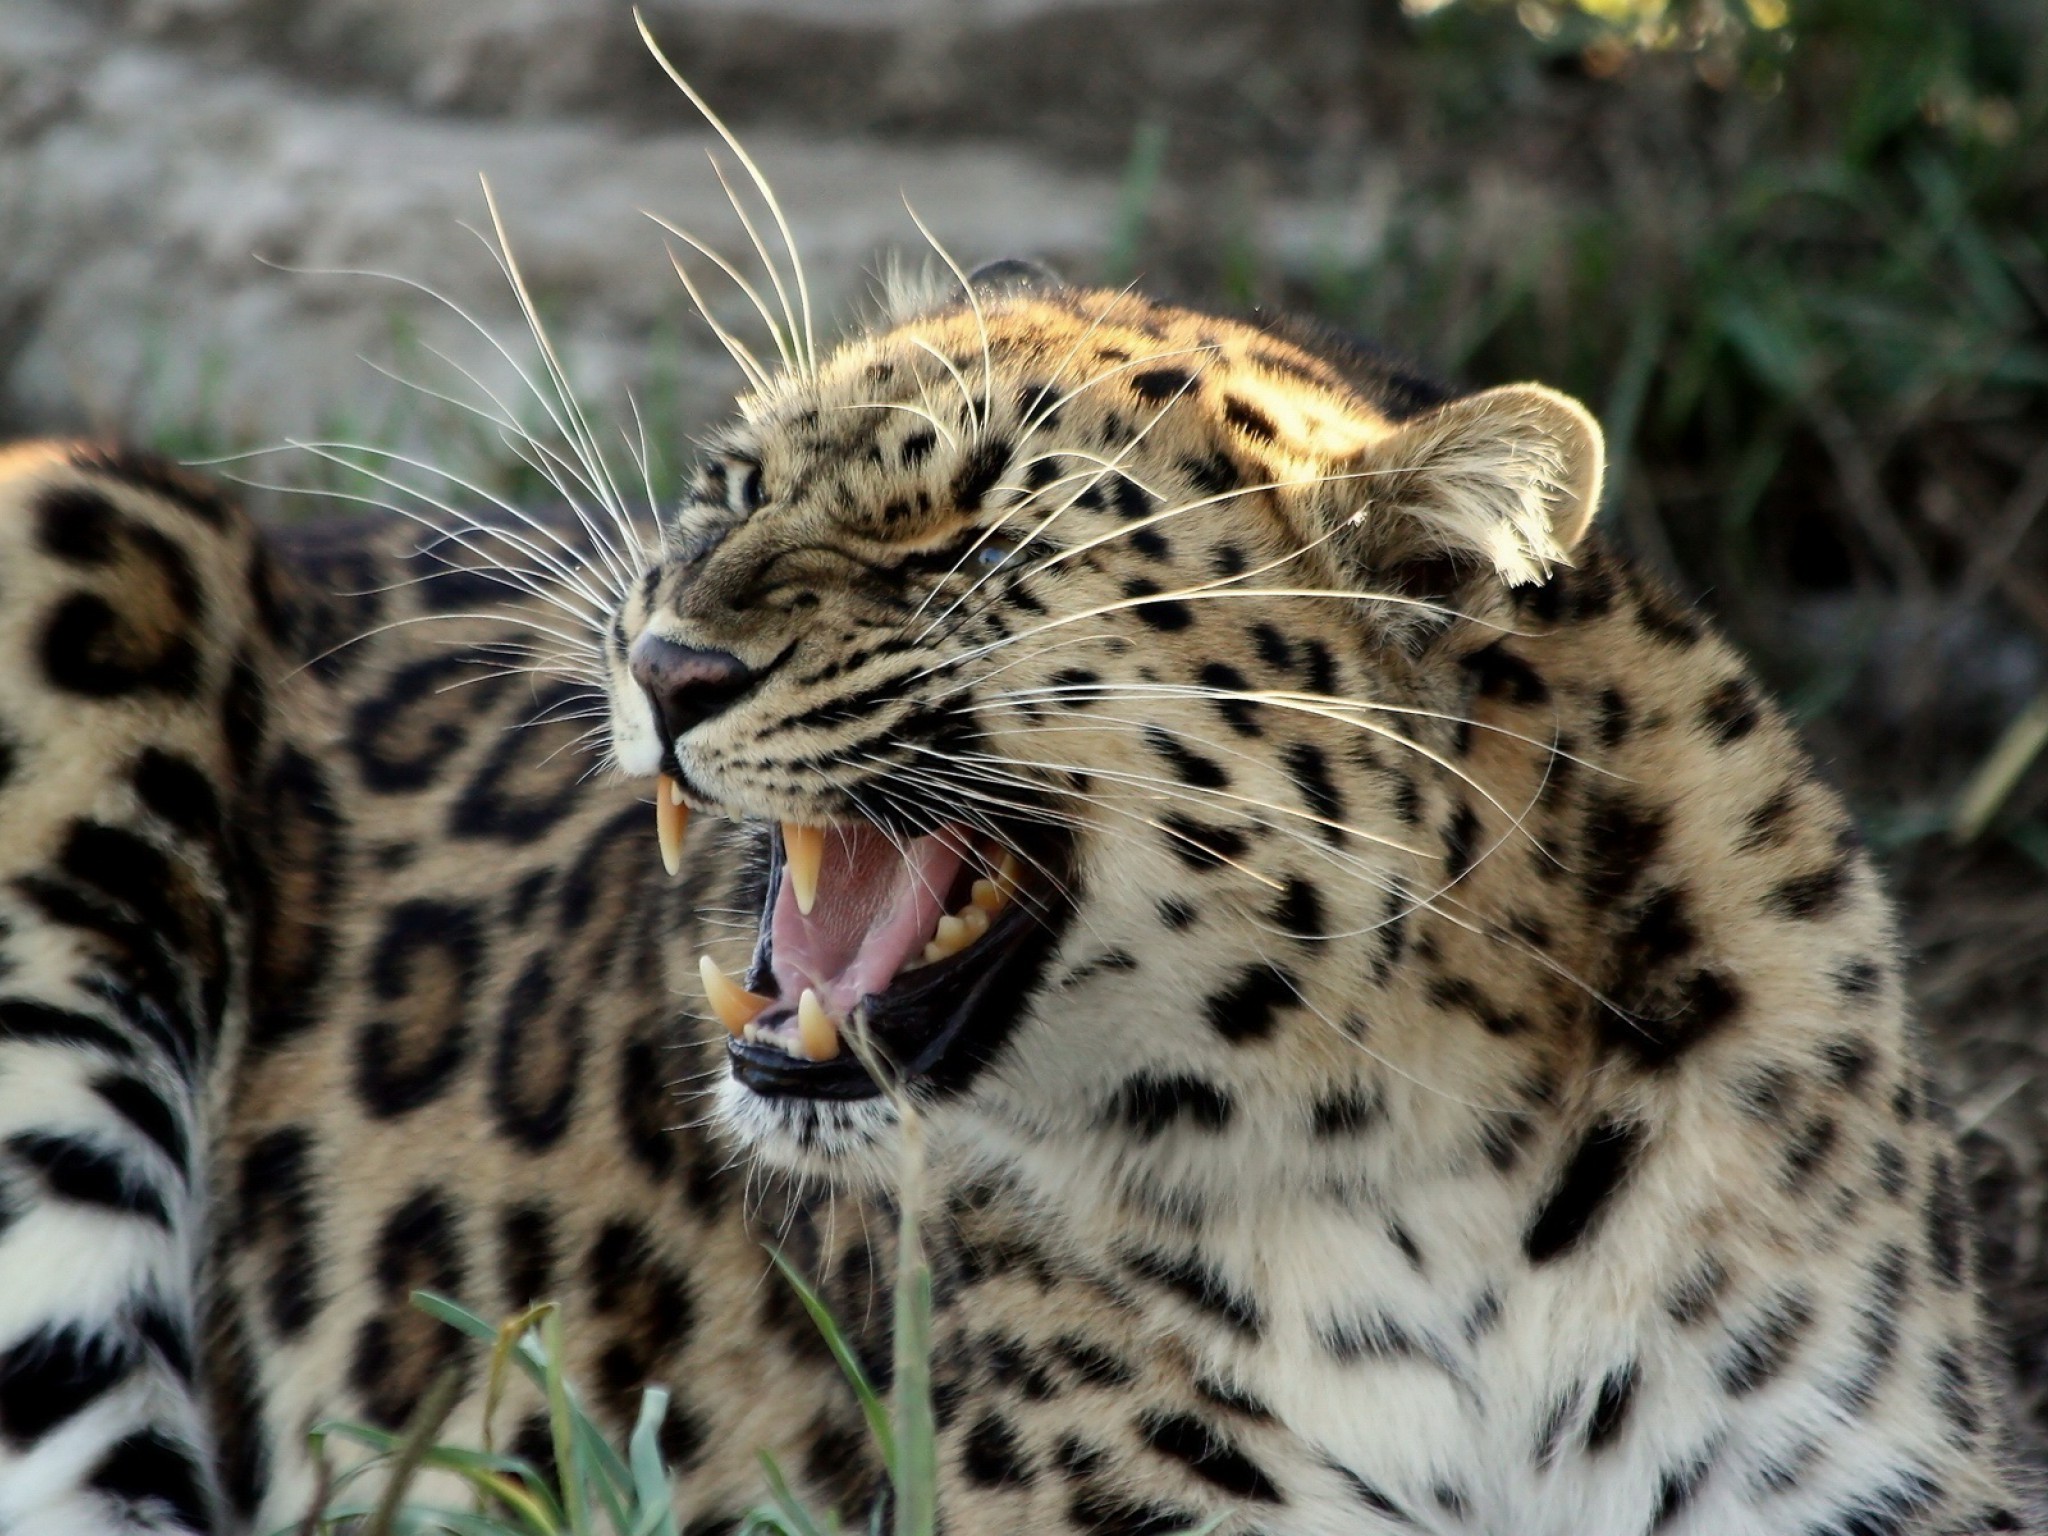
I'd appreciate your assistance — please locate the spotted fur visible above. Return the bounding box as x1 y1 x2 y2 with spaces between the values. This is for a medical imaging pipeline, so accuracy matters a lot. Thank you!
0 269 2033 1534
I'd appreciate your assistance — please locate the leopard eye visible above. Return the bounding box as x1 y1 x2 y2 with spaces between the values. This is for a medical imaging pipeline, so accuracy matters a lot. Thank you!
975 531 1023 570
737 463 767 512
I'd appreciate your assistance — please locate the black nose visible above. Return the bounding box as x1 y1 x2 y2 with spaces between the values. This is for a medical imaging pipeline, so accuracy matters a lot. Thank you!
628 633 756 745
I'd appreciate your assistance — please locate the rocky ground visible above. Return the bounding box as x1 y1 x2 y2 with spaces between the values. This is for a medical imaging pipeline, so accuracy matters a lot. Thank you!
0 0 1435 490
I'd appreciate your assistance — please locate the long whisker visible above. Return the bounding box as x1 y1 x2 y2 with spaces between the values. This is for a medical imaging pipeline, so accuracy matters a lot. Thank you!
933 582 1518 685
474 180 643 573
915 706 1624 1030
242 250 642 613
909 355 1214 634
248 252 618 518
665 246 774 396
1007 282 1146 447
644 203 796 373
216 467 605 637
920 733 1428 871
888 739 1501 986
975 679 1624 784
829 401 959 453
902 198 991 438
907 337 980 441
963 681 1548 850
963 716 1434 858
273 609 606 684
270 474 610 645
635 10 815 371
706 151 805 368
277 437 618 612
620 388 660 531
891 743 1291 893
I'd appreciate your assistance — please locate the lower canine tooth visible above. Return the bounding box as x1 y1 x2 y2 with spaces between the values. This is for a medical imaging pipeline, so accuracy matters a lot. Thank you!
796 988 841 1061
783 823 824 915
655 775 689 878
700 954 771 1037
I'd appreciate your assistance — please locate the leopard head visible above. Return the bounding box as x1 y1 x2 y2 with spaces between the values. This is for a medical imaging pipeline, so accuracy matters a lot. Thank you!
603 267 1604 1185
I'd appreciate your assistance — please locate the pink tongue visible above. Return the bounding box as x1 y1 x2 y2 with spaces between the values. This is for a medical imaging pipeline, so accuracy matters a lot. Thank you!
770 824 967 1018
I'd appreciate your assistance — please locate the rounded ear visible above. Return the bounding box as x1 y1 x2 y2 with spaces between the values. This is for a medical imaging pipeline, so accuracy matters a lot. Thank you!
1350 383 1605 587
967 257 1066 299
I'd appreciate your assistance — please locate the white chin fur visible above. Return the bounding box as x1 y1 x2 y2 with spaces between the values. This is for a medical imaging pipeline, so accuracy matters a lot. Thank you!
609 724 665 780
603 668 668 778
715 1074 904 1188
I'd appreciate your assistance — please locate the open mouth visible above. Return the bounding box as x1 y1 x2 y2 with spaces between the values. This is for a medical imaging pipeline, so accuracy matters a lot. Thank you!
655 778 1068 1100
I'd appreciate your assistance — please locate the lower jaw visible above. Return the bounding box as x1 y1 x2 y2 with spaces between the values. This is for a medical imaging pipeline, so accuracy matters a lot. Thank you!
728 1039 878 1099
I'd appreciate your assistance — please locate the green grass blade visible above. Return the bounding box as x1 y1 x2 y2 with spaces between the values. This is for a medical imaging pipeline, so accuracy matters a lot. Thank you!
557 1371 636 1529
409 1460 564 1536
487 1303 562 1455
413 1291 634 1531
1106 118 1170 284
890 1111 935 1536
413 1292 511 1347
626 1389 682 1536
765 1246 895 1473
541 1310 593 1536
314 1498 537 1536
888 1264 936 1536
572 1434 634 1536
309 1421 404 1455
362 1369 465 1536
755 1451 833 1536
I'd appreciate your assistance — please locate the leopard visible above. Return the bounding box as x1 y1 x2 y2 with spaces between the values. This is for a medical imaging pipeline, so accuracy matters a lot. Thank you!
0 256 2035 1536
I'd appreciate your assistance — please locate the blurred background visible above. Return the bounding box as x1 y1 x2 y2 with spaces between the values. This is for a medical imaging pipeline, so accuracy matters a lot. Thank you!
6 0 2048 1442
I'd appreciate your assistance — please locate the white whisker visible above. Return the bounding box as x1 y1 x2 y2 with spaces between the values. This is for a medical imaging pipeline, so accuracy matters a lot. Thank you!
666 246 775 396
901 198 991 437
635 10 815 371
645 203 797 373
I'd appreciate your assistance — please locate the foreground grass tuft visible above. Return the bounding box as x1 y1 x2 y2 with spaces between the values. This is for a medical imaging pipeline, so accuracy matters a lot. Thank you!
290 1121 941 1536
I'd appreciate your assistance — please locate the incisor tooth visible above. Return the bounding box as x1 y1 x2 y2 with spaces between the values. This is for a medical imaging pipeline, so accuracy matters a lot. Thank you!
656 775 689 878
797 988 842 1061
700 954 771 1038
783 823 824 915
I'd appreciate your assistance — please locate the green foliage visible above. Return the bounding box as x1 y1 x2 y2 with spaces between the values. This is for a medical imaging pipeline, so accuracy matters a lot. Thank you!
1353 0 2047 505
289 1123 942 1536
290 1296 681 1536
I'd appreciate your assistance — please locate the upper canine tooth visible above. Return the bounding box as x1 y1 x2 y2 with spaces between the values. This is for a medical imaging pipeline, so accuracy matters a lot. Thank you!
700 954 771 1037
796 988 842 1061
783 823 824 915
656 775 689 878
996 848 1022 893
